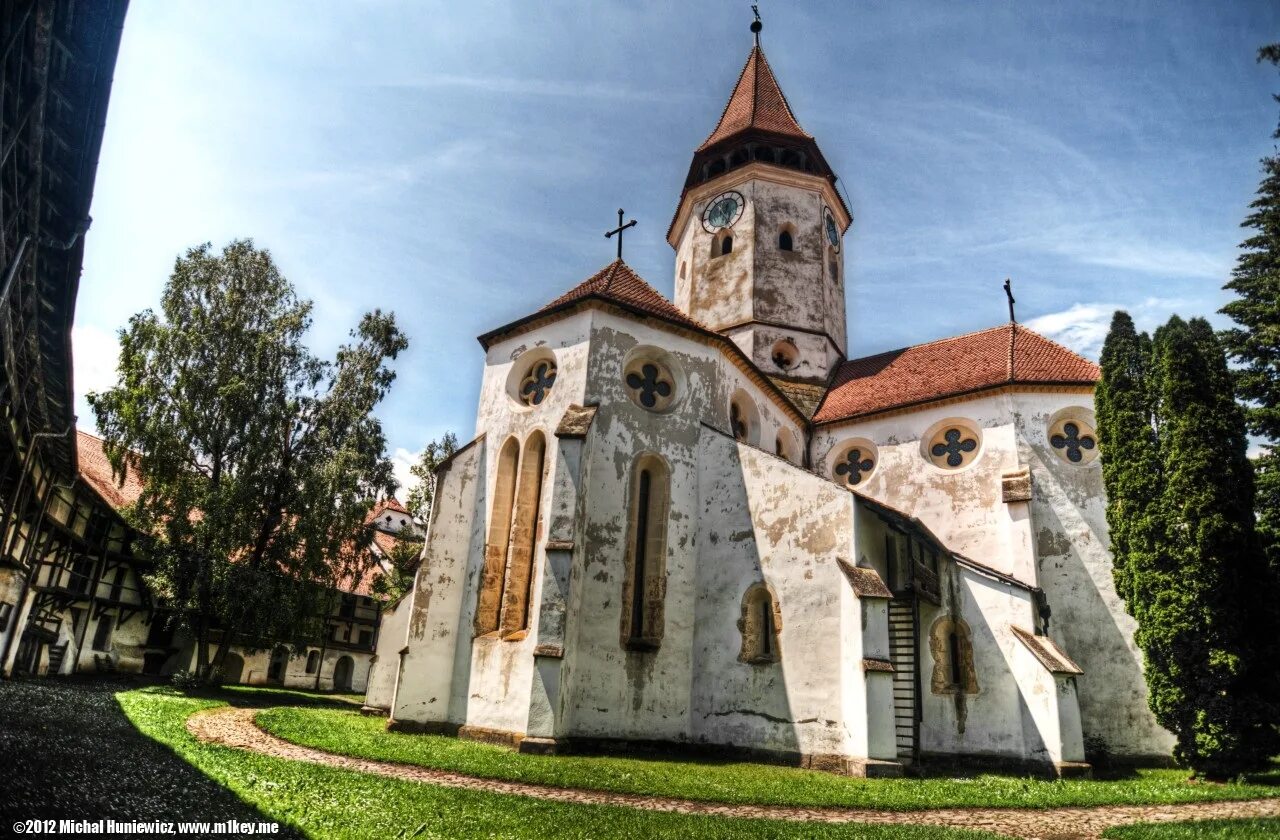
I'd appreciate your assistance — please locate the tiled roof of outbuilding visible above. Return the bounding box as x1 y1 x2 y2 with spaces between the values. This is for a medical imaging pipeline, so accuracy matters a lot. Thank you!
76 429 144 510
698 46 812 151
813 324 1099 424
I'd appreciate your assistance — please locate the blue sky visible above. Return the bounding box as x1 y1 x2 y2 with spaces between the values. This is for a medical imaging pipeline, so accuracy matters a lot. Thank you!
74 1 1280 496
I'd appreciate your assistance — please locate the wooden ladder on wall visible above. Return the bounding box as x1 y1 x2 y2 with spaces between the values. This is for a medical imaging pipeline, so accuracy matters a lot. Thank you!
888 598 920 763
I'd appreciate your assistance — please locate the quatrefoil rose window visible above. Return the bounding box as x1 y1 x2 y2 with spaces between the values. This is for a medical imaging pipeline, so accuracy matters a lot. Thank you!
925 422 981 470
518 358 557 406
622 350 680 413
1048 412 1098 466
832 439 878 487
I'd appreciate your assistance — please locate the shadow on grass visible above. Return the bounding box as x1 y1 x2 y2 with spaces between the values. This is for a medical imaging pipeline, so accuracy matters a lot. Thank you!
0 676 303 837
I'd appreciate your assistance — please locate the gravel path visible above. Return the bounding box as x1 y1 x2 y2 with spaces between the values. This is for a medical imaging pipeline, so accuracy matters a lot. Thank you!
187 706 1280 840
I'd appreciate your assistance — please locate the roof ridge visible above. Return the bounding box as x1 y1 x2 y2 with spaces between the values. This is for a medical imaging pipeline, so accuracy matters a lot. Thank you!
845 324 1015 366
1008 321 1016 381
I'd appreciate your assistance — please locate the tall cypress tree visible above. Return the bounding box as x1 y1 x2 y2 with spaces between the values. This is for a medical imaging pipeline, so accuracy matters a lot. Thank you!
1095 311 1161 608
1143 317 1278 777
1220 45 1280 574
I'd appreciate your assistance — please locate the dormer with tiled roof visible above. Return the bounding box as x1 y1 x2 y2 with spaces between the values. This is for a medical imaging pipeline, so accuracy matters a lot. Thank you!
669 37 852 388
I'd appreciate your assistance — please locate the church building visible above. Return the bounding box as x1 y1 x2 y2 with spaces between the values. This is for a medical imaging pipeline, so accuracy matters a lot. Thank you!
371 28 1174 777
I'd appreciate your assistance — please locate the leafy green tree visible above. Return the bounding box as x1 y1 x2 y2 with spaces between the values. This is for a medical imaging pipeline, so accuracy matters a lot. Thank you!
89 239 408 679
1103 315 1279 777
405 431 459 523
1220 44 1280 574
1095 311 1161 607
370 526 425 603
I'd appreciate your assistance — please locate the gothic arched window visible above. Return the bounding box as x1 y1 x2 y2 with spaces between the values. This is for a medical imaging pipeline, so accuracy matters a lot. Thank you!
499 431 546 637
738 583 782 664
476 437 519 636
621 454 669 650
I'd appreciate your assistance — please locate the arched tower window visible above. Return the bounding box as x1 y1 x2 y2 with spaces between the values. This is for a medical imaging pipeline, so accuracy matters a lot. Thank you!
712 233 733 258
476 437 519 636
621 454 669 650
738 583 782 663
499 431 547 637
778 229 793 251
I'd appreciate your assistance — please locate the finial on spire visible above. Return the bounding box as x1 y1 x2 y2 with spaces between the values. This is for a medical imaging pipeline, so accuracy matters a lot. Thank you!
1003 278 1016 323
750 4 762 46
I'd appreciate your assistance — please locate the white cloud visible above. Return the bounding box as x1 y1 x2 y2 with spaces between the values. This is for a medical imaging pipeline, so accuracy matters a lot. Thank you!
391 446 422 504
1024 296 1197 360
72 324 121 426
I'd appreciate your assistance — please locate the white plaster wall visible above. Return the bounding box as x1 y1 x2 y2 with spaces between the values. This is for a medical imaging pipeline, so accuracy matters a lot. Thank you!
1011 391 1174 759
393 438 486 727
814 394 1023 579
918 566 1041 760
365 596 411 710
691 430 859 758
816 388 1172 761
671 169 847 377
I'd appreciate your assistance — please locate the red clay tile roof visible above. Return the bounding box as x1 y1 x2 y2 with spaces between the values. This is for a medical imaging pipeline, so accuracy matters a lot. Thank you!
76 429 144 510
533 260 708 332
814 324 1100 424
699 46 811 151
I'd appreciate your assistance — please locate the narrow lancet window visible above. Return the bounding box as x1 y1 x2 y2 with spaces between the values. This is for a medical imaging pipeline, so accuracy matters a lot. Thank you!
779 230 793 251
476 437 519 636
621 455 669 649
499 431 546 637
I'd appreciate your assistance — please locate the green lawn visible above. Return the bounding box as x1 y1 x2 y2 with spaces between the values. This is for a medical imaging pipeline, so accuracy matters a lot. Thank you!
257 705 1280 812
111 685 997 839
1104 820 1280 839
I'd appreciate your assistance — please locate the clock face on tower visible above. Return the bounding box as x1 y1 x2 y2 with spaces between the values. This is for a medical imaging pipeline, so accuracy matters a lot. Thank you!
702 191 745 232
824 209 840 250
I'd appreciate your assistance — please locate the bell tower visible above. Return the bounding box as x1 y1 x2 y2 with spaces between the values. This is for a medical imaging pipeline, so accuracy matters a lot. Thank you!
668 24 851 384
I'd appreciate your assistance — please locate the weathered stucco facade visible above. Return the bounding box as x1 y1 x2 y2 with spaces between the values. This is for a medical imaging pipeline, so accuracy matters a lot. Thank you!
375 37 1174 776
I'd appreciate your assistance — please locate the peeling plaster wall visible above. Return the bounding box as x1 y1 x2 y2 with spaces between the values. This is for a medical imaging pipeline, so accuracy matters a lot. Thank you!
1012 392 1175 759
917 565 1049 761
392 438 486 727
673 172 847 380
813 395 1020 576
817 388 1172 760
553 309 840 755
691 430 859 757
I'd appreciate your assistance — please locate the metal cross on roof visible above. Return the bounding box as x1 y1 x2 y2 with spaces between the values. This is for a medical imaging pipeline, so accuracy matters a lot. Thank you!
1003 277 1016 323
751 4 762 45
604 208 637 261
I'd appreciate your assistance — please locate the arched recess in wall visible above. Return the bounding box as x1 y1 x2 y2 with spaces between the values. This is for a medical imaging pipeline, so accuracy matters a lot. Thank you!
738 582 782 664
775 428 801 465
499 430 547 637
729 390 760 446
476 436 520 636
620 453 670 650
928 615 979 695
712 231 733 258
